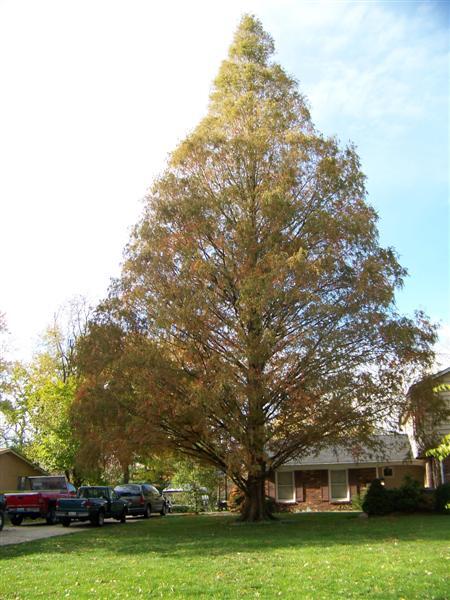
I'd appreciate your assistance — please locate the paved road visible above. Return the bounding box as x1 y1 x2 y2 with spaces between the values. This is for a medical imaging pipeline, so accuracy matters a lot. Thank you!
0 521 92 547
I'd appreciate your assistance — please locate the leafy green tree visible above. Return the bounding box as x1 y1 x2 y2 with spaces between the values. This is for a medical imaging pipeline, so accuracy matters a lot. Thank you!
170 458 221 512
91 16 435 520
0 362 34 450
0 299 91 484
427 434 450 462
24 354 80 481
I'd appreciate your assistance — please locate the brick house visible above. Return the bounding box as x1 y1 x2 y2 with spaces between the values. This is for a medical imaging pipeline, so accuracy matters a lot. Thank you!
266 434 425 511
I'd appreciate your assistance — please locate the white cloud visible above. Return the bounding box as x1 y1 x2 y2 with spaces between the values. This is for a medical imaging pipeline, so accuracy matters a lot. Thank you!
270 1 448 134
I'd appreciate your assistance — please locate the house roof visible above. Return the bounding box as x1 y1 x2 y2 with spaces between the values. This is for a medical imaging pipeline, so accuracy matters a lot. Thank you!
282 434 416 468
0 448 47 474
431 366 450 379
407 366 450 395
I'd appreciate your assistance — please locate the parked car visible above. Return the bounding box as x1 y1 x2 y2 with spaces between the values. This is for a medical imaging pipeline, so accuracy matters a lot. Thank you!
114 483 168 517
5 476 77 526
0 494 6 531
56 486 128 527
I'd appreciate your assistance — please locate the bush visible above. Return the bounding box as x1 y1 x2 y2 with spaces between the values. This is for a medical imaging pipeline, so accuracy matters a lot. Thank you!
351 490 367 511
362 479 395 515
434 483 450 513
362 476 433 515
417 488 435 512
170 504 193 513
394 476 421 513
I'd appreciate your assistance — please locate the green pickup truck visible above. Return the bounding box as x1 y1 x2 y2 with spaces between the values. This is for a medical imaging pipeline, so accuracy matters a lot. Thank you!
56 486 128 527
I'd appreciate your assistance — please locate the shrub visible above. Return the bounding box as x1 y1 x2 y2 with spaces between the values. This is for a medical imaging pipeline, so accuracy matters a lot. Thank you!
394 476 421 513
434 483 450 513
362 479 394 515
171 504 193 513
351 490 367 511
417 488 435 512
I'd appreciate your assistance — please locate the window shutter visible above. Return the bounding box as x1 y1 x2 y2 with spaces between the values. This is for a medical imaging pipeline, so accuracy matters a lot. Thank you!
295 471 304 502
320 470 329 501
348 469 358 499
266 472 276 499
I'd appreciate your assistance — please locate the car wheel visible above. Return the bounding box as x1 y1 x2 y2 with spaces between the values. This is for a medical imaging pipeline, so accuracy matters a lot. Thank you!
120 509 127 524
46 508 57 525
10 515 23 526
143 504 151 519
0 510 4 531
160 504 167 517
96 511 105 527
62 517 71 528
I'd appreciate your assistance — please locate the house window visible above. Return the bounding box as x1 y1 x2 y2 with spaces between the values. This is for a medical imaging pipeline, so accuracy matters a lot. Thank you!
276 471 295 502
383 467 394 478
329 469 349 502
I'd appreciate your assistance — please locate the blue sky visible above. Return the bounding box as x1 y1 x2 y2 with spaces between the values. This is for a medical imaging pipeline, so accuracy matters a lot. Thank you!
0 0 448 364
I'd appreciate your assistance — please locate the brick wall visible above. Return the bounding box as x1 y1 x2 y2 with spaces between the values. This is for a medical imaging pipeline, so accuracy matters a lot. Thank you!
268 467 377 512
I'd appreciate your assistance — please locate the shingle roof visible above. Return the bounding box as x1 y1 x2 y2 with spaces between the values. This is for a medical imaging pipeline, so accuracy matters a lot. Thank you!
283 434 415 467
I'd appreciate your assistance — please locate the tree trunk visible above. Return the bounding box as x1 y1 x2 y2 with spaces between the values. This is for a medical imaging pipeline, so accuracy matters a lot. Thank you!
123 464 130 484
239 475 275 522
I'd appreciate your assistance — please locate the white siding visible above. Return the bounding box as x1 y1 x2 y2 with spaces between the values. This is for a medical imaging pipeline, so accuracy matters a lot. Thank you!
436 372 450 438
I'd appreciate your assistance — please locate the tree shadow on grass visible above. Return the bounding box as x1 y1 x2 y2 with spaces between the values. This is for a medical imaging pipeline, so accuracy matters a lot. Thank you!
0 512 448 562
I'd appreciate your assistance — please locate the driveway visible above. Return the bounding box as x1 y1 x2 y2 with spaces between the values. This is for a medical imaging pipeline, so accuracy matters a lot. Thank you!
0 520 92 547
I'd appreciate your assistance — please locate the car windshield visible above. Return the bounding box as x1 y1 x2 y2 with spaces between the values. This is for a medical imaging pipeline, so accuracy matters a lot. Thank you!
78 488 108 499
115 485 141 497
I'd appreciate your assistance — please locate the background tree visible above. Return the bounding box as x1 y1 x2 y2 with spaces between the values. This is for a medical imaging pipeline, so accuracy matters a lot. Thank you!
0 362 34 450
73 302 163 483
427 434 450 463
0 311 8 386
0 298 91 484
86 16 435 520
170 458 222 512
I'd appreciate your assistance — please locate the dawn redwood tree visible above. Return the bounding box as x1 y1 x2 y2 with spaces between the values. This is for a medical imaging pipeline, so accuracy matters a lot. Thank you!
115 16 435 520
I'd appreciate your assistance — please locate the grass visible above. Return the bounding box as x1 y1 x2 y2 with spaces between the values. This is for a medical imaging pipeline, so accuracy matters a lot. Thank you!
0 512 449 599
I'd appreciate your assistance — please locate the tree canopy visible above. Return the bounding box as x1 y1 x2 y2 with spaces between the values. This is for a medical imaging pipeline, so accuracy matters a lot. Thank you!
0 299 91 485
77 15 436 520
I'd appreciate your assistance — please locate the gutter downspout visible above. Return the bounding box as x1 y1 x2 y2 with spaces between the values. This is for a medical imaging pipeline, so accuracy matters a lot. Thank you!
440 460 445 485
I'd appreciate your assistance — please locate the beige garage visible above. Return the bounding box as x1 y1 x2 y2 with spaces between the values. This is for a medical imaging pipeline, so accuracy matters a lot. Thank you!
0 448 46 492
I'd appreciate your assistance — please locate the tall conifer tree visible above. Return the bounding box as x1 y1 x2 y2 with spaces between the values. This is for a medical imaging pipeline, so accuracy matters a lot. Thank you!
89 16 435 520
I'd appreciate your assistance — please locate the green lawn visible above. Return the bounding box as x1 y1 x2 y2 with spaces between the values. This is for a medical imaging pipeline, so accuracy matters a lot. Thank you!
0 512 449 599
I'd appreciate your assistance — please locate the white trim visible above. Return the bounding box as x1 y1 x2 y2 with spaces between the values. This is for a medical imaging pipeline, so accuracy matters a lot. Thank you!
440 460 445 485
279 460 425 471
328 468 350 502
275 470 296 503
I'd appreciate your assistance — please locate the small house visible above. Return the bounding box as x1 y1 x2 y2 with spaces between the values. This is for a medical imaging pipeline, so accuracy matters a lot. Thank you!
0 448 47 492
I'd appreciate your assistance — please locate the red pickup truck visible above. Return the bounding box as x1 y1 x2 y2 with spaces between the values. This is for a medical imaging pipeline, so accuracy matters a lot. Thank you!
5 476 76 525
